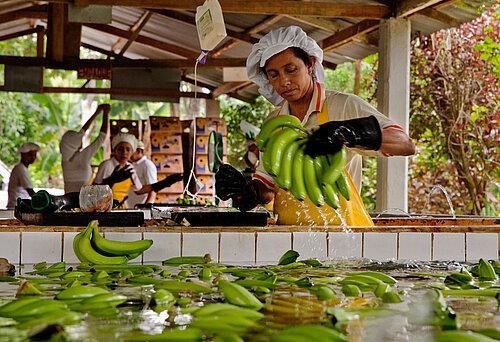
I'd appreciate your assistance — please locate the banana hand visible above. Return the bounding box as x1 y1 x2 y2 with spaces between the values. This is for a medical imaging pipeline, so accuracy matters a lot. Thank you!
257 115 307 151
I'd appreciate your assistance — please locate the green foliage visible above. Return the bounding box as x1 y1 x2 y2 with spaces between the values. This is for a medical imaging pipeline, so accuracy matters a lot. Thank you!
219 96 273 170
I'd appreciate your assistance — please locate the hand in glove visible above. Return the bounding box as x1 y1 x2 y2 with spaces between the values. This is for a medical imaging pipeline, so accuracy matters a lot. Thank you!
102 164 134 187
150 174 183 193
215 164 259 212
304 115 382 158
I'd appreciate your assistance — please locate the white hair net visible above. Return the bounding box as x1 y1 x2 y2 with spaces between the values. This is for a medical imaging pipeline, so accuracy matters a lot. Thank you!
247 26 324 106
59 130 84 153
112 133 137 151
17 142 41 154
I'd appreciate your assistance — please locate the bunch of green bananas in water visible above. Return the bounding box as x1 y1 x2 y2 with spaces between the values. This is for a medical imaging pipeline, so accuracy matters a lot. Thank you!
257 115 351 208
73 220 153 264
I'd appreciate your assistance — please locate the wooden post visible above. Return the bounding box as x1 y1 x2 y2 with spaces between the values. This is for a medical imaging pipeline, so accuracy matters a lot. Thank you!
376 18 411 213
46 3 65 63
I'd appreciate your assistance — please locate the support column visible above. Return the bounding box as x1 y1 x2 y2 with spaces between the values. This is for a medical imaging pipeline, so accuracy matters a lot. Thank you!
376 18 411 213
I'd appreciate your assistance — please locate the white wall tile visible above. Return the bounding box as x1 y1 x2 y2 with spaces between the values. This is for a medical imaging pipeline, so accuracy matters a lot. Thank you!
433 233 465 261
466 233 498 262
329 232 362 259
256 232 291 265
22 232 61 264
63 232 80 264
143 232 181 263
103 232 142 242
398 233 431 261
0 232 20 264
293 232 327 260
220 232 255 264
364 233 397 261
182 233 219 262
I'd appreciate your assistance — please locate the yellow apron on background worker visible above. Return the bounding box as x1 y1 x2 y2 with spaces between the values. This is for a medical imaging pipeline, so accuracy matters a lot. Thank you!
111 179 132 206
273 100 374 227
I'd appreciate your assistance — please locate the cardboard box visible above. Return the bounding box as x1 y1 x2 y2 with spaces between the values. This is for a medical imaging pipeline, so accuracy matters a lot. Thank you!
155 193 182 204
195 135 227 155
195 155 211 174
110 119 141 139
193 117 227 136
157 173 184 193
150 134 183 154
151 154 183 173
195 175 214 194
148 116 182 133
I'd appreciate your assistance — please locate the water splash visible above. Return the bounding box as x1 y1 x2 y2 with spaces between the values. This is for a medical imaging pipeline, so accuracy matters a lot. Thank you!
375 208 412 219
422 184 456 218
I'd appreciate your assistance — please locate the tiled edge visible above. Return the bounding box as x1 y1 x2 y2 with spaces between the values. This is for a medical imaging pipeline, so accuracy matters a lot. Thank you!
21 232 62 264
292 232 327 260
433 233 465 261
398 232 431 261
220 232 255 265
256 232 291 264
182 232 219 262
0 232 21 264
62 232 80 264
328 232 362 259
466 233 499 262
364 233 398 261
143 232 181 263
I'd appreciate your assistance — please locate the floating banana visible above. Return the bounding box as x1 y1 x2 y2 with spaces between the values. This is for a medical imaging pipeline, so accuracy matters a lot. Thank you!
218 280 264 310
256 115 307 151
91 224 153 256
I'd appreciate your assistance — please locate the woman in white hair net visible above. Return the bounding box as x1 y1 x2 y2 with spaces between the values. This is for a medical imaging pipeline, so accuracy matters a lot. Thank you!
93 132 142 206
6 142 41 209
215 26 415 226
59 104 110 193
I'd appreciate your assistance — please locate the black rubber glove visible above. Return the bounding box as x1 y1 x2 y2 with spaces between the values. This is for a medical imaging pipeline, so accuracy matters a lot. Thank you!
215 164 259 212
31 190 80 213
150 174 183 193
304 115 382 158
102 165 134 187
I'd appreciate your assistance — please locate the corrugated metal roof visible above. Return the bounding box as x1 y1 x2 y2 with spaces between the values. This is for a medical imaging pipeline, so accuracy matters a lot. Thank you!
0 0 495 102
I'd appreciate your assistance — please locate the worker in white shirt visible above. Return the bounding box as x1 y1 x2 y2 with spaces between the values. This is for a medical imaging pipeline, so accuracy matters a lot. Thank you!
6 142 40 209
59 104 110 193
126 141 158 207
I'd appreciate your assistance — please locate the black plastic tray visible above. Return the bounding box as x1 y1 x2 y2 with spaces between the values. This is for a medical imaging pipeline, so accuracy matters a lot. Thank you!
15 211 144 227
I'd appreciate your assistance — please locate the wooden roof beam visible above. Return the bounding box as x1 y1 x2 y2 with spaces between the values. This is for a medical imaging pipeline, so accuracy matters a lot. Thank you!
211 81 252 98
182 74 251 103
396 0 442 18
0 55 247 69
319 19 380 53
81 42 130 59
36 86 212 98
416 7 462 27
118 10 153 56
211 14 283 57
44 1 391 18
0 4 47 24
84 23 200 59
285 15 345 33
0 25 44 42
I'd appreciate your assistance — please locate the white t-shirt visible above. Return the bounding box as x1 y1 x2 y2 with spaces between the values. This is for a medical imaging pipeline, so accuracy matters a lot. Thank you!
7 163 33 209
94 157 142 190
253 82 406 193
126 156 158 207
61 131 107 193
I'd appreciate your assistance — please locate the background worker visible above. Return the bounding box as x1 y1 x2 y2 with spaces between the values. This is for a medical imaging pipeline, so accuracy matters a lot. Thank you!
215 26 415 226
59 103 110 193
93 133 141 206
6 142 40 209
126 141 158 207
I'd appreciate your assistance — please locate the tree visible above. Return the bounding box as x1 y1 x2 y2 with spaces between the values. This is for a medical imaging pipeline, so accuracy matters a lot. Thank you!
409 4 500 215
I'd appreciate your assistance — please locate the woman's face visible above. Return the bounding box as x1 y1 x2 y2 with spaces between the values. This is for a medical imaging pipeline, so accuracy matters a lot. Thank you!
114 142 133 165
264 48 315 104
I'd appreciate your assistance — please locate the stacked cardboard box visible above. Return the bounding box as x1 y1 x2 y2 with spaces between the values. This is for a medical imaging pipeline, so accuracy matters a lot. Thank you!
190 118 227 197
143 116 184 204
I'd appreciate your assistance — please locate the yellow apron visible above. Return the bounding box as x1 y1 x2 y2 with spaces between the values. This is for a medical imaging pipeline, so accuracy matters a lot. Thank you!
274 101 374 226
111 179 132 206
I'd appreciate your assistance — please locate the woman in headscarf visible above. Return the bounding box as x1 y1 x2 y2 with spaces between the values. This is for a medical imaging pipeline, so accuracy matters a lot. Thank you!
215 26 415 226
59 104 110 193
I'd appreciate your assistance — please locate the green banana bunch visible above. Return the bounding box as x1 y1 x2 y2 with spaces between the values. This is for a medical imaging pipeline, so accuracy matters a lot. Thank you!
258 115 351 209
56 285 109 300
271 324 347 342
73 220 149 265
91 224 153 256
434 330 496 342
